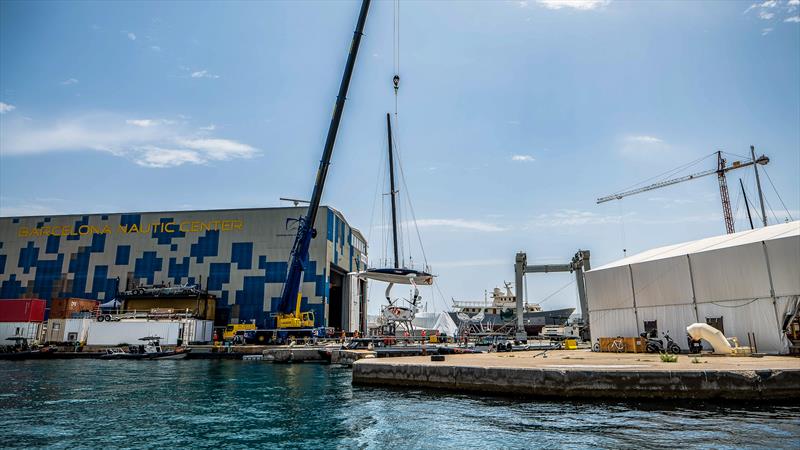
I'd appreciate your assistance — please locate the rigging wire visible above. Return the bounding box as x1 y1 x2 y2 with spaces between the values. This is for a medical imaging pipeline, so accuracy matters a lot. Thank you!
534 279 576 305
611 152 716 194
762 167 794 221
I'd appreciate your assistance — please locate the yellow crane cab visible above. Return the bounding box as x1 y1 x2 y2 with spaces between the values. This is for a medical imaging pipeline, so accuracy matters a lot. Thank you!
223 323 256 341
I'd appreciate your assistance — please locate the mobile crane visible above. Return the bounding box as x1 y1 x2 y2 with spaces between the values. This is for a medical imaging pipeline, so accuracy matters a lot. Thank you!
275 0 371 330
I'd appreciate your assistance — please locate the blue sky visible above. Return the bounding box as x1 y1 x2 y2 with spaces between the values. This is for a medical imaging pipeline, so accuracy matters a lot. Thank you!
1 0 798 314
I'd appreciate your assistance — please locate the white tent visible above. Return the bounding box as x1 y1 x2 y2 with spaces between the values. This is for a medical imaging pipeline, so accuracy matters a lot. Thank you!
411 312 459 337
586 221 800 354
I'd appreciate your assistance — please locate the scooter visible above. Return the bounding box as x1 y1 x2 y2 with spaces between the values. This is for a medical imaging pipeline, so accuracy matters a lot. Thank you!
641 331 681 354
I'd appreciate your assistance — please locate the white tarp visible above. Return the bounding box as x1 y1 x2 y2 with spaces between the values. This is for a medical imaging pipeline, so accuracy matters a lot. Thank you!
691 242 771 303
585 265 633 311
766 235 800 297
631 256 693 307
411 312 458 337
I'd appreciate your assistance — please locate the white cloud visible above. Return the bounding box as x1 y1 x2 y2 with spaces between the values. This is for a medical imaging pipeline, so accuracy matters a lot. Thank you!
60 78 79 86
190 69 220 79
127 32 136 41
126 119 158 127
413 219 507 232
0 102 15 114
760 0 778 7
150 46 161 51
762 27 774 35
759 10 775 19
625 135 662 144
786 15 800 22
619 134 669 158
789 0 800 5
199 124 216 131
536 0 610 10
511 154 535 162
0 112 258 168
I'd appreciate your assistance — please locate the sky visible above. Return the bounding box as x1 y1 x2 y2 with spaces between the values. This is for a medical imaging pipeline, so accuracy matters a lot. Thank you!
1 0 799 315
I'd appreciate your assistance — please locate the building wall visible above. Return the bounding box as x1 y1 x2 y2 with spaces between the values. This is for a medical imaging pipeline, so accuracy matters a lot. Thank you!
0 207 367 328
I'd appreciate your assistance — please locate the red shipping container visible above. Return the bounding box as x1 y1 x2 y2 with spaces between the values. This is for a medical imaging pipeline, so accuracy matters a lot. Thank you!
0 299 46 322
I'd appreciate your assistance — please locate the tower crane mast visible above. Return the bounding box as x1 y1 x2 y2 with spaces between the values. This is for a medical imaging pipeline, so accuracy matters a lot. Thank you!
597 150 769 234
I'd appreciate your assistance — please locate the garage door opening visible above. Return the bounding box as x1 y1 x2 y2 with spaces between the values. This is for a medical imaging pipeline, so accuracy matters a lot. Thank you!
328 266 346 330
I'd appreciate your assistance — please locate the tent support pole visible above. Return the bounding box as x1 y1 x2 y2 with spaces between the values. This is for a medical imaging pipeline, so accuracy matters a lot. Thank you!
687 255 700 323
628 265 641 335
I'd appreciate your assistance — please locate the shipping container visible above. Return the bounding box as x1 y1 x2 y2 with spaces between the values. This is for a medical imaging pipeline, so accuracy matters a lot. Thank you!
49 298 99 320
0 299 46 322
86 321 180 346
181 319 214 344
0 322 42 341
45 318 92 343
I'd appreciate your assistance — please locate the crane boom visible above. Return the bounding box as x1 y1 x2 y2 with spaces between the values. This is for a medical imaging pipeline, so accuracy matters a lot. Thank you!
276 0 371 329
597 151 769 235
597 154 769 204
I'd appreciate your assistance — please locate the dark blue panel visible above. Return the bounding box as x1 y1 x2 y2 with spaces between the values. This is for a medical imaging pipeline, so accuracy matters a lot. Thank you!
66 216 89 241
46 235 60 254
68 251 91 296
120 214 141 229
0 274 23 298
327 208 334 241
151 217 185 245
258 256 288 283
207 263 230 291
231 242 253 270
190 230 219 263
0 254 5 274
133 251 163 285
187 277 196 285
92 265 108 297
18 241 38 274
168 257 190 284
236 276 269 325
33 254 65 300
115 245 131 265
36 222 44 228
170 244 178 251
90 233 105 252
44 217 51 223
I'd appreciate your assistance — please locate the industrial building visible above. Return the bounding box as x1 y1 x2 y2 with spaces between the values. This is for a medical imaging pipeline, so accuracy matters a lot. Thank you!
0 207 368 332
586 221 800 354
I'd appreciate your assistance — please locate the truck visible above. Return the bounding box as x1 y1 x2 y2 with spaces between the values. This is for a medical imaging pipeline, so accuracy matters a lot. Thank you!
541 324 581 341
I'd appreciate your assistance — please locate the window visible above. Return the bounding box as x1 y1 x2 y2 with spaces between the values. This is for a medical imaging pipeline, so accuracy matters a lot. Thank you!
706 317 724 335
52 323 61 331
67 332 78 342
643 320 658 338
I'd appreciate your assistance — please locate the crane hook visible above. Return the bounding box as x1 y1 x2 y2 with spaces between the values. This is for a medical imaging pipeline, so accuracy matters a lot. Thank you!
393 74 400 93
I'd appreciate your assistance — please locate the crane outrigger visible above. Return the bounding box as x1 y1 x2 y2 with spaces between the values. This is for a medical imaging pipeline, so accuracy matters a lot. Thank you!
275 0 371 330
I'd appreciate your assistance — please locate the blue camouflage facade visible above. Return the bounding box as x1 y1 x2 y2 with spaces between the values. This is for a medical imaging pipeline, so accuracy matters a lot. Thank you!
0 206 368 329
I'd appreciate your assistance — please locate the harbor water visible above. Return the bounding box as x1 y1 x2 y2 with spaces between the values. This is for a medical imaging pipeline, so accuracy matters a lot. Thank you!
1 360 798 449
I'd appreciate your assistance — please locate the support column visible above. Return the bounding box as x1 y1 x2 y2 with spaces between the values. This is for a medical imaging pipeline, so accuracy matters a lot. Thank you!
514 252 527 341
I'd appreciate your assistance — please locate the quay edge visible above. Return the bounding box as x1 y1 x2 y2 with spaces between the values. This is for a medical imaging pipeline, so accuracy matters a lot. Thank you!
351 353 800 400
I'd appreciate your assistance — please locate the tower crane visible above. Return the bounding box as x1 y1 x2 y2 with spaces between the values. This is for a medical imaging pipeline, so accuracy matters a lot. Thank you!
597 150 769 234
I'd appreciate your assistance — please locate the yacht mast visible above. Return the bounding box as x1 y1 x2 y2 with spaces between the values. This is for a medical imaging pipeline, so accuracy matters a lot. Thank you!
386 113 400 268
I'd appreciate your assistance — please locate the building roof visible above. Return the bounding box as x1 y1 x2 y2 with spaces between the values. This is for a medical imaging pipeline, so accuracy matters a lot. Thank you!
591 220 800 271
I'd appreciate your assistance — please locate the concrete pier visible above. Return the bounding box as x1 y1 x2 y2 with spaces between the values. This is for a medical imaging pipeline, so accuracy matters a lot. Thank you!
352 351 800 400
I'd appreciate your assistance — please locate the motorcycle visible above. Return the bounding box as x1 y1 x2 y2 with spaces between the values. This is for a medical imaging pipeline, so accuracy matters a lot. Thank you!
640 331 681 354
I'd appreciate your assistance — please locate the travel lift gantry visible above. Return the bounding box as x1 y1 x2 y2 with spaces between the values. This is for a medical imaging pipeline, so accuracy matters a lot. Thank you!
513 250 591 341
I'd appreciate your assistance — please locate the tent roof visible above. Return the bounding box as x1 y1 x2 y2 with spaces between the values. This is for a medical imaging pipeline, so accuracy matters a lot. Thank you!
591 220 800 271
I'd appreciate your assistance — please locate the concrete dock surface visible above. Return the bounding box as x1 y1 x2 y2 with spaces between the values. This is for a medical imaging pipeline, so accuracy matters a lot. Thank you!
352 350 800 400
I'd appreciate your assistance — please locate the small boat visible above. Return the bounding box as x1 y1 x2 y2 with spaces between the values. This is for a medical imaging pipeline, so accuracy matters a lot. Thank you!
0 337 58 360
100 336 190 360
